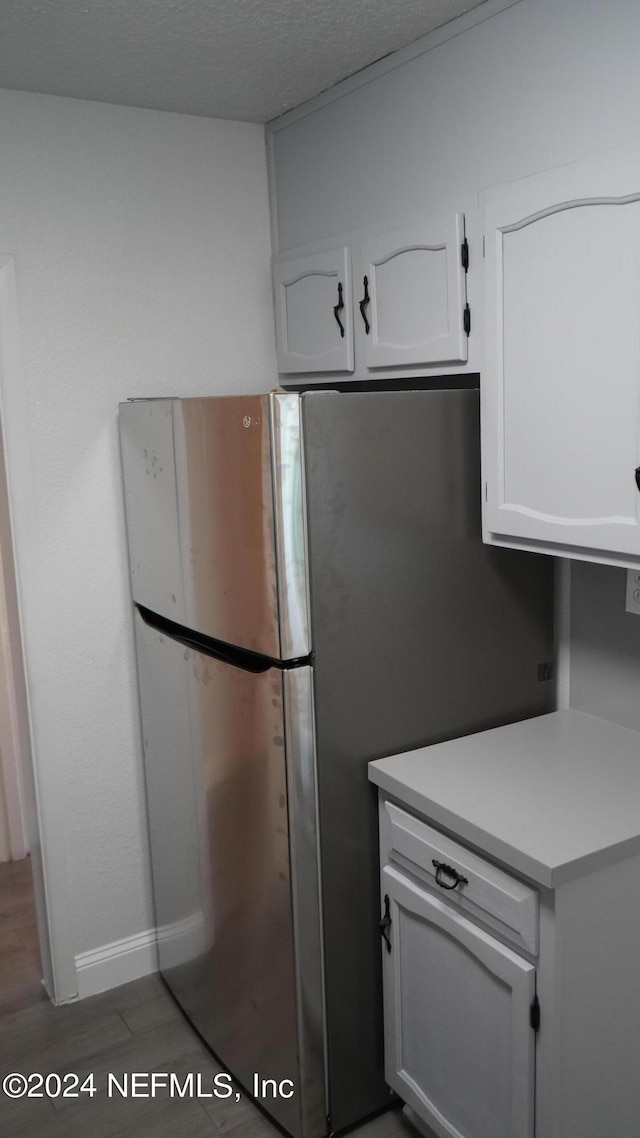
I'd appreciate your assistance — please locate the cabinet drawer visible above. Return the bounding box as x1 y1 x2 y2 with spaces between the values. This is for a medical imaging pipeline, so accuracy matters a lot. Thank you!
380 800 538 955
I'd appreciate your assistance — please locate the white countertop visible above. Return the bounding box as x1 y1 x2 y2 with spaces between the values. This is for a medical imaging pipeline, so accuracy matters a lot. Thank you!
368 710 640 887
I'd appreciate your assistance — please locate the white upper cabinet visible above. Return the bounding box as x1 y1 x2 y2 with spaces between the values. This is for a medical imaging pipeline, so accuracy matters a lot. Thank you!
482 154 640 567
354 214 468 369
273 209 469 380
273 247 354 374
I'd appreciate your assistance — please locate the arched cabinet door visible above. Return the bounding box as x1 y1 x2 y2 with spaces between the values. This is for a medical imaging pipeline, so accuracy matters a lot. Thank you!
354 213 468 369
381 866 536 1138
482 154 640 564
273 247 354 374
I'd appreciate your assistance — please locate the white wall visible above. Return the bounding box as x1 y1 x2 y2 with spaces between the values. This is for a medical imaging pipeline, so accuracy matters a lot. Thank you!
0 89 276 999
570 563 640 732
270 0 640 249
0 408 30 866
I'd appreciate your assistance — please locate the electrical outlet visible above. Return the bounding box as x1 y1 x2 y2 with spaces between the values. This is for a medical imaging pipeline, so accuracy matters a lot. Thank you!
625 568 640 615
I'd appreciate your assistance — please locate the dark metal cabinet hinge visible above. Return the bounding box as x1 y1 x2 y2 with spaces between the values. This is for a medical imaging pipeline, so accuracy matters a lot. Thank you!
463 304 471 336
461 238 469 271
530 995 540 1032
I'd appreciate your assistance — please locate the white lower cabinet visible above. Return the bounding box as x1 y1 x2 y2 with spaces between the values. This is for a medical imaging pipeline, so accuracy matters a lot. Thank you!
373 716 640 1138
379 802 537 1138
382 866 535 1138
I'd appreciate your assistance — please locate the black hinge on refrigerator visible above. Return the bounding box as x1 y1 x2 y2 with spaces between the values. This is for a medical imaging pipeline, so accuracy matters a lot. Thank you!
530 995 540 1032
380 895 392 953
463 304 471 336
461 237 469 271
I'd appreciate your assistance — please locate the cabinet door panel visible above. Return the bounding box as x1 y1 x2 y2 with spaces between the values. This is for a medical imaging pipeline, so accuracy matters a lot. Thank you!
356 214 467 368
382 867 535 1138
273 247 354 374
483 157 640 560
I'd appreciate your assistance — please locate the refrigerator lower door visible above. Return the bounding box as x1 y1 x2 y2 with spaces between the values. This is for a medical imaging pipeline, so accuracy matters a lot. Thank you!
134 611 325 1138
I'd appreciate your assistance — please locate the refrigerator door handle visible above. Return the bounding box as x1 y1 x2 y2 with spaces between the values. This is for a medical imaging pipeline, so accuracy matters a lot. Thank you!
283 666 327 1137
270 394 311 661
136 604 274 673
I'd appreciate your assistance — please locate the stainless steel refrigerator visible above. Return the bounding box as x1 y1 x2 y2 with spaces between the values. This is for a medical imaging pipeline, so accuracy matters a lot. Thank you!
119 389 554 1138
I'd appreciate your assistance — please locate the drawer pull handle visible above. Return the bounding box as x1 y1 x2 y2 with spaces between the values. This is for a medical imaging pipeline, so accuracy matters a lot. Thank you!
333 281 345 338
432 860 469 891
359 275 371 334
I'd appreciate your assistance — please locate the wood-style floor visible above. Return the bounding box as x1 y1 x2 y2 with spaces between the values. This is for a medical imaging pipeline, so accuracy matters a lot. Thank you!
0 857 416 1138
0 855 45 1019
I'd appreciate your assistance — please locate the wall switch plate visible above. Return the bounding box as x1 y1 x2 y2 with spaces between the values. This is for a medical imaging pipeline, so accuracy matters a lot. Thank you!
625 568 640 615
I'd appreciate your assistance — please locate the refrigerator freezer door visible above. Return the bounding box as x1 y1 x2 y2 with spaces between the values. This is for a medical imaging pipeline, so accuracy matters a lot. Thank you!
133 611 324 1138
119 400 187 627
120 395 310 660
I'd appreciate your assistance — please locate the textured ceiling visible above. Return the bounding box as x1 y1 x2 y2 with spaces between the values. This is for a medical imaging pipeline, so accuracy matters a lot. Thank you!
0 0 488 123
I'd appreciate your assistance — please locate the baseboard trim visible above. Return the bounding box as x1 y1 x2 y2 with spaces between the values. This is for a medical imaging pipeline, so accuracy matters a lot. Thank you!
75 928 158 999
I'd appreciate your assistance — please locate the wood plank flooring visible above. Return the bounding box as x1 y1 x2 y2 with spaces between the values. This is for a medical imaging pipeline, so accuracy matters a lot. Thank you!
0 858 417 1138
0 855 47 1020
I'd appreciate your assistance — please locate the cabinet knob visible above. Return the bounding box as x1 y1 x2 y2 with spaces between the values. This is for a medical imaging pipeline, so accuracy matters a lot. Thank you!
432 859 469 891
